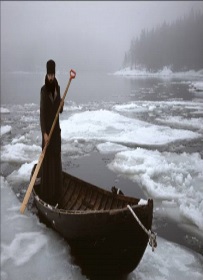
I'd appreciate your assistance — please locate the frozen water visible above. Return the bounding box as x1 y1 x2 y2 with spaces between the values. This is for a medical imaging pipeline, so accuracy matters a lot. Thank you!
1 71 203 279
1 177 203 280
156 116 203 131
7 161 37 183
190 81 203 92
134 237 203 280
1 125 12 136
1 177 86 280
114 67 203 79
1 99 203 237
108 148 203 231
60 110 201 147
0 107 10 114
1 143 41 163
97 142 128 154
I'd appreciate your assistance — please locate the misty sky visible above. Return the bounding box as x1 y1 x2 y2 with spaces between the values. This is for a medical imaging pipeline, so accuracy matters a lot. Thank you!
1 1 203 72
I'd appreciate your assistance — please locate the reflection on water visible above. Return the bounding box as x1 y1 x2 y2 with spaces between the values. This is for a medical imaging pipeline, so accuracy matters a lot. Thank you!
1 71 200 105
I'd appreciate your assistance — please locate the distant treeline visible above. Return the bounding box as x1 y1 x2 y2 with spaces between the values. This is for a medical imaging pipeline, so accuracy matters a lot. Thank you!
123 10 203 71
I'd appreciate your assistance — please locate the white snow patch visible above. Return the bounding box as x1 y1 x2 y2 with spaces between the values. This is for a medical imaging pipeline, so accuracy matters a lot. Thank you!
0 107 10 114
61 110 201 147
190 81 203 92
1 125 12 136
1 176 85 280
1 143 41 163
114 67 203 78
108 148 203 231
7 161 37 183
156 116 203 131
138 199 148 205
134 237 203 280
97 142 128 154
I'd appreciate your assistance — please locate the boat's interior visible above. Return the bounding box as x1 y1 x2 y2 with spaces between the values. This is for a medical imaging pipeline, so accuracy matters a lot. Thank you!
59 172 140 211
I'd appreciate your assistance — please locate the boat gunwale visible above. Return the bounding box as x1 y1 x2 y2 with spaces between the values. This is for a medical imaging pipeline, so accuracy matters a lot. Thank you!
33 169 152 216
34 192 151 216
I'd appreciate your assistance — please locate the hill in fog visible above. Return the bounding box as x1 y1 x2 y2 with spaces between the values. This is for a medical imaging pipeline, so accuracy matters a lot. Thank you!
123 10 203 72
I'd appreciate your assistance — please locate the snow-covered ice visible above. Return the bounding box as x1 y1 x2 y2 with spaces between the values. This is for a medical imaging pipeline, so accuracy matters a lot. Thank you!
1 176 203 280
0 107 10 114
1 125 12 136
97 142 128 154
7 161 37 183
1 72 203 279
108 148 203 231
114 66 174 77
190 81 203 91
1 177 85 280
1 102 203 236
114 66 203 79
1 143 41 163
60 110 201 147
156 116 203 131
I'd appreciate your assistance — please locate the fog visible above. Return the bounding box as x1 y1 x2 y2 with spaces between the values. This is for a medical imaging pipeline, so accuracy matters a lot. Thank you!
1 1 203 72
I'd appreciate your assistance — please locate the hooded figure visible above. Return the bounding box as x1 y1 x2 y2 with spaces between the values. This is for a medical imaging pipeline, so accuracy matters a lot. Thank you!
39 59 63 205
46 59 55 75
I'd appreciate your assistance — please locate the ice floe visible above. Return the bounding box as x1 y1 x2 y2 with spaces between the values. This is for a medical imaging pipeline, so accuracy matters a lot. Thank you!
60 110 201 147
108 148 203 231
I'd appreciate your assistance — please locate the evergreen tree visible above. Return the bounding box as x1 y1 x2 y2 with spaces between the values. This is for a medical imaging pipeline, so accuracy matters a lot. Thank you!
123 10 203 71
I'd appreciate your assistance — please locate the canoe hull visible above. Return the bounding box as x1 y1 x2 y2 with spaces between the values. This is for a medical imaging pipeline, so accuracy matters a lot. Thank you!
33 170 153 276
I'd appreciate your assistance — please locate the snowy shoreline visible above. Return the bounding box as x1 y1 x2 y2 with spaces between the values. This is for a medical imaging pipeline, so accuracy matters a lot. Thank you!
114 66 203 79
113 67 203 96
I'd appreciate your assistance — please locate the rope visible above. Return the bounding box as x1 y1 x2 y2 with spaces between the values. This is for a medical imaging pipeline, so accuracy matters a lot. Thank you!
127 204 157 252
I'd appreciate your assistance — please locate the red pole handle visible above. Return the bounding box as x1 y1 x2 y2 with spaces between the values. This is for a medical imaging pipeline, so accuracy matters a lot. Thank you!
70 69 76 80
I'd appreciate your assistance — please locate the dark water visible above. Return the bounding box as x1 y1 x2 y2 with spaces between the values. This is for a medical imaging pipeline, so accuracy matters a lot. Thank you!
1 70 200 105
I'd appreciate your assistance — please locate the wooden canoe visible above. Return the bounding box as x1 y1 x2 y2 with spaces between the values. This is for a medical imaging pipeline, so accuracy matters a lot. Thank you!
32 167 154 277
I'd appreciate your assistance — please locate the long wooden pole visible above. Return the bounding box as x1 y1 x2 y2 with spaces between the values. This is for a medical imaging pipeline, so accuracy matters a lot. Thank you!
20 69 76 214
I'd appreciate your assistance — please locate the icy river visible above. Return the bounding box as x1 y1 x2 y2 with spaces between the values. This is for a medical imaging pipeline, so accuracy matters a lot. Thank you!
1 69 203 280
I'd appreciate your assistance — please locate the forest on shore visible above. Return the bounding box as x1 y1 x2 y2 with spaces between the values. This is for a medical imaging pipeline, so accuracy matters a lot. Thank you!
123 10 203 72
